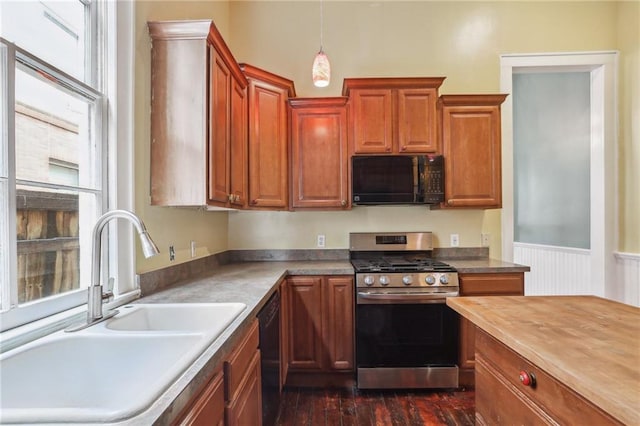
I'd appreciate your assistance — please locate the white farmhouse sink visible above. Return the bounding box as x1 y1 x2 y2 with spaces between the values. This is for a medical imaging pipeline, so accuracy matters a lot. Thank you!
0 302 247 424
103 302 246 336
0 333 203 423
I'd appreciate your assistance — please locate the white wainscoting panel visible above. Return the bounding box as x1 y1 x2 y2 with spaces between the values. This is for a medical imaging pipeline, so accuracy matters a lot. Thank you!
514 242 592 296
614 252 640 307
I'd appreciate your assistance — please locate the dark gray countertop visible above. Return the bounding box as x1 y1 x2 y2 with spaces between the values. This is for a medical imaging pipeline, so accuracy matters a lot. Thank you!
125 260 352 425
125 257 527 424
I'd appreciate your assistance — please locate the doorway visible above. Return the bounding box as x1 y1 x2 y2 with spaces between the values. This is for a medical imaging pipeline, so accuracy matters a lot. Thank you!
500 52 617 297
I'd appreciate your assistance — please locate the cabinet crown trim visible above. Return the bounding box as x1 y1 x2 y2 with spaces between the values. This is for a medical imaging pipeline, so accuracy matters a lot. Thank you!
439 94 508 106
341 77 446 96
288 97 348 108
240 63 297 97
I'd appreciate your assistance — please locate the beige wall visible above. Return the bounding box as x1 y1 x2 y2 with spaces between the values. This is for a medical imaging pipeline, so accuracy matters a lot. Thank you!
133 1 639 271
617 1 640 253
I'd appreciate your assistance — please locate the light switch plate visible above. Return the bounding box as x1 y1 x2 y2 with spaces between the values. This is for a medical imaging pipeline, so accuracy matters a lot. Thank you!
450 234 459 247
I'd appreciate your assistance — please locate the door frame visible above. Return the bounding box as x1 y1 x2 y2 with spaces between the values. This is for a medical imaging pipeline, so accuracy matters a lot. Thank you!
500 51 618 297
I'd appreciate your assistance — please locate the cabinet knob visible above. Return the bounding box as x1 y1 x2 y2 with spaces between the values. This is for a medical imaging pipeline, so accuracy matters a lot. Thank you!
341 200 347 207
228 194 234 202
400 146 406 151
386 147 391 152
519 370 536 387
250 199 257 205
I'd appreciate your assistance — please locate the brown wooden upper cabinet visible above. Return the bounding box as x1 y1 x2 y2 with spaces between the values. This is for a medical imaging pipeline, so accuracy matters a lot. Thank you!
440 94 508 209
241 64 296 210
342 77 445 154
288 98 350 210
148 20 248 209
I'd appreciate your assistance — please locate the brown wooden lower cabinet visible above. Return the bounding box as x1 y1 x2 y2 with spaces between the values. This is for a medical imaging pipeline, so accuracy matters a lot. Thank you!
475 329 621 425
173 320 261 425
285 275 354 386
173 369 225 426
459 272 524 386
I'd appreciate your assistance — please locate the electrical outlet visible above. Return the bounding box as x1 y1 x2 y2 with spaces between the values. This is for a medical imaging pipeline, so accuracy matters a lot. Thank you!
169 245 175 261
190 241 196 258
481 233 490 247
317 234 326 248
450 234 459 247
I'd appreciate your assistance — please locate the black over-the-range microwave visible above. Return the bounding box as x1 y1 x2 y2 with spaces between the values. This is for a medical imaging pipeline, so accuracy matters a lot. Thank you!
352 155 444 205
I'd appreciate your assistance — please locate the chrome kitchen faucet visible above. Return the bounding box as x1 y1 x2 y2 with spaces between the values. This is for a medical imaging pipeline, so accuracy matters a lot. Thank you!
66 210 159 332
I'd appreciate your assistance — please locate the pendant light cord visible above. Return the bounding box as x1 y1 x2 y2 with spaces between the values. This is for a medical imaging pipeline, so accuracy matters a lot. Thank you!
319 0 324 51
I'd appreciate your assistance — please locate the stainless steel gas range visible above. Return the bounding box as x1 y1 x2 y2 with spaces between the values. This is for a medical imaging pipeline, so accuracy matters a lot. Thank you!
350 232 460 389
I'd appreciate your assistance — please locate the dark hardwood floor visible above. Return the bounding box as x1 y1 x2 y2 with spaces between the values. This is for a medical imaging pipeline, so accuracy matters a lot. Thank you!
275 386 475 426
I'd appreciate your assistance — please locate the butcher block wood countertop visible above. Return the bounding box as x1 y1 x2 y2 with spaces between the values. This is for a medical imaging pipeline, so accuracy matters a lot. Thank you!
447 295 640 425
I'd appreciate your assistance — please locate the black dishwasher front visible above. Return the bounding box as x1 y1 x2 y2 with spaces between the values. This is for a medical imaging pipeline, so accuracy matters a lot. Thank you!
258 290 281 426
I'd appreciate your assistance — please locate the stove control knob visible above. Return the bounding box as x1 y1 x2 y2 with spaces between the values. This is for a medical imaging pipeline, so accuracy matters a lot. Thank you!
440 275 449 285
379 276 390 286
363 276 375 286
425 275 436 285
402 275 413 285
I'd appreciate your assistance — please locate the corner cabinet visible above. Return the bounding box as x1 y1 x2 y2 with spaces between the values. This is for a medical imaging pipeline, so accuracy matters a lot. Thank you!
148 20 248 209
342 78 445 154
458 272 524 386
288 98 350 210
440 94 508 208
241 64 296 210
285 276 354 383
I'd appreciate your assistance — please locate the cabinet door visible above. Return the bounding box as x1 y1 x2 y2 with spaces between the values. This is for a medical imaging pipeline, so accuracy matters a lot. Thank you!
247 80 289 209
286 276 324 371
279 282 289 389
324 276 354 370
174 370 225 426
289 98 349 209
208 46 231 205
226 351 262 426
459 273 524 369
397 88 439 153
350 89 393 153
229 78 248 207
441 95 507 208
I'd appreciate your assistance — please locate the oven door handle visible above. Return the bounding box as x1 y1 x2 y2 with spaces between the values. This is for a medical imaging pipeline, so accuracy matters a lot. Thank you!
356 291 458 303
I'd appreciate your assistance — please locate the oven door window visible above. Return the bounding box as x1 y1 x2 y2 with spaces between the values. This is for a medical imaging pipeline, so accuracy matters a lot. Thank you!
356 303 459 367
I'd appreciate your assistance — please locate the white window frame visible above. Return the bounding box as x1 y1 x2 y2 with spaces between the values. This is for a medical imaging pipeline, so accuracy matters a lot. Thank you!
0 0 136 337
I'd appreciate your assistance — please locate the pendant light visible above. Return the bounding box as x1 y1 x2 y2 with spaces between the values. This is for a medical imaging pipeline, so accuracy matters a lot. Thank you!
312 0 330 87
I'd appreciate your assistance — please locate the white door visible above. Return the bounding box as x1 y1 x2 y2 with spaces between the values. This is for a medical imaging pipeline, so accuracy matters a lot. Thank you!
500 52 617 298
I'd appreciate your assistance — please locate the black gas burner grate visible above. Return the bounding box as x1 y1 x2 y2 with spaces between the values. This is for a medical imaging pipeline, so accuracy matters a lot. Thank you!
350 256 456 273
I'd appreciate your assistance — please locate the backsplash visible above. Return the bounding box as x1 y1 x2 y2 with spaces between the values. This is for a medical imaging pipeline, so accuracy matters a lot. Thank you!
137 247 489 296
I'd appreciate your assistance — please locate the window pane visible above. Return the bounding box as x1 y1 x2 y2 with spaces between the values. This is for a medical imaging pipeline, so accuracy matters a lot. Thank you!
13 56 101 306
513 72 591 249
15 62 100 190
0 1 88 81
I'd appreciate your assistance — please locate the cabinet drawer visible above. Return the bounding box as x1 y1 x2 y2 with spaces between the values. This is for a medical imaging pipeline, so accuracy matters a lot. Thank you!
476 330 620 425
459 273 523 296
225 320 259 402
475 355 553 425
